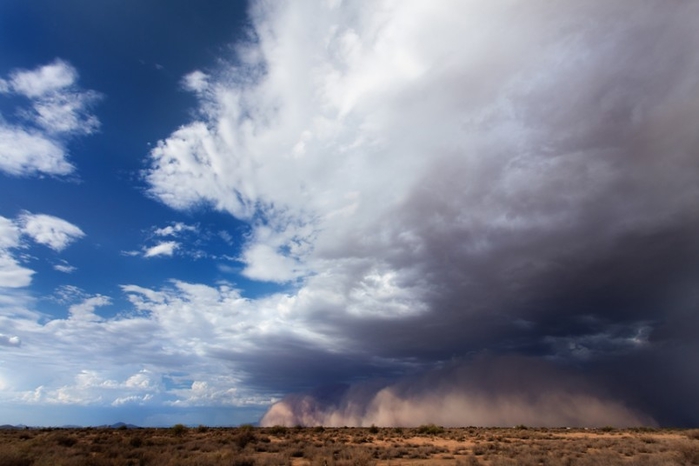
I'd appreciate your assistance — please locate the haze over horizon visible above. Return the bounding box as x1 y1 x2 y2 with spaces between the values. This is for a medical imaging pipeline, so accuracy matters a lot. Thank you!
1 0 699 427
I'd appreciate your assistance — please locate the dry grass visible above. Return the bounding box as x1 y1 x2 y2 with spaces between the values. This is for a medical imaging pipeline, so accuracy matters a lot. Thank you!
0 426 697 466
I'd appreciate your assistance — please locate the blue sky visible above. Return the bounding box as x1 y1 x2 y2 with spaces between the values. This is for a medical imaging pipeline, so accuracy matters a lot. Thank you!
1 1 699 427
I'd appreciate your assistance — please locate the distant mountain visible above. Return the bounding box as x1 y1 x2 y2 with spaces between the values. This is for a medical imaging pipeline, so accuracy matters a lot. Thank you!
0 422 141 429
106 422 140 429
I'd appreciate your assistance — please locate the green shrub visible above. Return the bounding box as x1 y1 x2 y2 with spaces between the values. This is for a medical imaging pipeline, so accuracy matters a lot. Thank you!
171 424 187 436
416 424 444 435
267 425 288 436
235 430 256 449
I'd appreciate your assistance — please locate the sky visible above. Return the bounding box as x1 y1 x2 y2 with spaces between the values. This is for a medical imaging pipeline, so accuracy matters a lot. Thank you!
1 0 698 428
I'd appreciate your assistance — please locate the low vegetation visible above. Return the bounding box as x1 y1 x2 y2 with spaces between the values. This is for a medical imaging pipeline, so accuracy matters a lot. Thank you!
0 425 698 465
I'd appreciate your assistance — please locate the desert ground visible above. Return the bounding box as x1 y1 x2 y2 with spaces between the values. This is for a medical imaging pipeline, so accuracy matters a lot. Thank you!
1 425 698 466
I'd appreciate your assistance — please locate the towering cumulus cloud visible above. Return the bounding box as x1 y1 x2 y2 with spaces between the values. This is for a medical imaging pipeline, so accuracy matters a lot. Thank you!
146 1 699 426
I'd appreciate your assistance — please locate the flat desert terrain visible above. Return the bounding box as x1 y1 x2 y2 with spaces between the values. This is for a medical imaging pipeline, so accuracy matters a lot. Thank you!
1 425 698 465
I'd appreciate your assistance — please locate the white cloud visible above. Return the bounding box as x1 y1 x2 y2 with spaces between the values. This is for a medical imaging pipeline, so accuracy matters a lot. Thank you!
53 261 76 273
19 212 85 252
143 241 179 258
51 284 88 305
0 217 21 249
153 222 198 237
121 284 166 304
9 59 77 98
182 70 209 93
0 59 100 177
68 295 110 322
137 1 699 422
219 230 233 244
0 333 21 347
144 0 699 330
32 92 100 135
240 243 302 283
0 216 33 288
0 284 285 409
131 223 221 260
0 126 71 176
112 394 153 406
0 254 35 288
0 214 84 288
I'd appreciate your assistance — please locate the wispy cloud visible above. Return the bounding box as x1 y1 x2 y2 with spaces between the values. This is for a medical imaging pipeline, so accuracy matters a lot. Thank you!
19 212 85 252
0 59 100 177
182 71 209 94
0 216 34 288
143 241 179 258
0 213 84 288
128 222 232 260
153 222 198 238
8 60 78 98
53 260 77 274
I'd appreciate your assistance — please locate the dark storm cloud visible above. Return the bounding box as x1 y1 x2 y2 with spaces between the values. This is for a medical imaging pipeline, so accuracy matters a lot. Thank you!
261 355 653 427
145 0 699 425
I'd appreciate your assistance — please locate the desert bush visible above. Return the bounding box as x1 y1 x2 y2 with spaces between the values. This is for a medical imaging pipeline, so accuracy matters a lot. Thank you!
415 423 444 435
632 426 657 433
256 453 292 466
266 426 288 437
171 424 187 436
678 441 699 464
488 457 518 466
54 434 78 447
473 444 487 456
456 456 481 466
235 430 256 449
230 457 255 466
0 451 33 466
129 436 143 448
1 426 696 466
